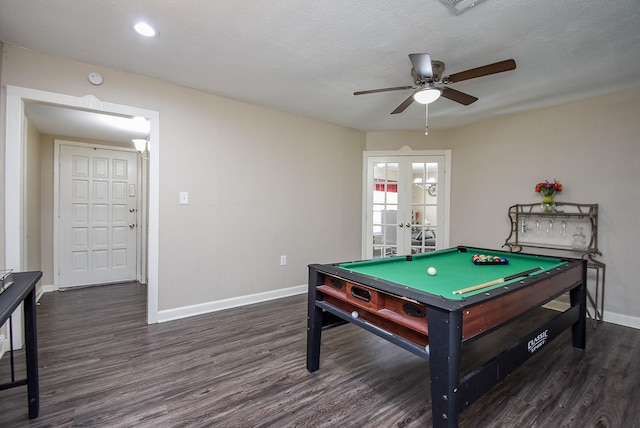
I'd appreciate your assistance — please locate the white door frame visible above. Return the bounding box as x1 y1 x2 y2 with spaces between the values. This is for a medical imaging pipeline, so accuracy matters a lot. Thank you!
5 86 160 334
362 146 451 259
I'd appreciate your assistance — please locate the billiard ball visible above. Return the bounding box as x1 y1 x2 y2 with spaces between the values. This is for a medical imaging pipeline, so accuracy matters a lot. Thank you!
427 267 437 276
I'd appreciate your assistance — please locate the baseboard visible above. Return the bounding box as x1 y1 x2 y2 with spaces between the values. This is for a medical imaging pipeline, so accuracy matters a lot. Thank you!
157 284 308 323
603 311 640 330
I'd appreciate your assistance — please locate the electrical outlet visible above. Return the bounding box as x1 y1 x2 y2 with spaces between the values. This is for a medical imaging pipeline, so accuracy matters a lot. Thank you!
179 192 189 204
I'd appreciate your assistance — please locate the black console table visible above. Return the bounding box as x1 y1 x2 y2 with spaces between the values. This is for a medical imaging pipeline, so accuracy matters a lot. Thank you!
0 271 42 419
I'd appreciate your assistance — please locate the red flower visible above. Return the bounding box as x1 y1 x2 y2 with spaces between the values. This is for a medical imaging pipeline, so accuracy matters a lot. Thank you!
535 180 562 194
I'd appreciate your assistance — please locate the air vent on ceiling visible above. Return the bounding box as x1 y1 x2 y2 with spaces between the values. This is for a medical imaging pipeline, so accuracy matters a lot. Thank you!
439 0 488 14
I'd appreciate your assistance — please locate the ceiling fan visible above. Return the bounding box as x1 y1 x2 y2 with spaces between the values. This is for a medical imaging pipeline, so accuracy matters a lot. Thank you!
354 53 516 114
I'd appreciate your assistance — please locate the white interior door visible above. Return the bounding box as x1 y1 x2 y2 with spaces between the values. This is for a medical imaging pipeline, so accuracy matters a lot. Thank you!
364 150 450 259
58 143 138 287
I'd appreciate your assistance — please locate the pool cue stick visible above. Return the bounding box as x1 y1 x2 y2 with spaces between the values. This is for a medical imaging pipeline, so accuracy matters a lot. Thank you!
452 266 544 295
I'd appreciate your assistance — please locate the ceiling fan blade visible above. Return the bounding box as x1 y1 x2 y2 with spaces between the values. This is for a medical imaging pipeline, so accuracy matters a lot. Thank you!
409 53 433 79
444 59 516 84
354 85 413 95
441 87 478 105
391 94 415 114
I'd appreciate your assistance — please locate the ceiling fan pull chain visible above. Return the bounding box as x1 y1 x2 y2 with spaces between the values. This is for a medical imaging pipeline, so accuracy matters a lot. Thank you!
425 104 429 136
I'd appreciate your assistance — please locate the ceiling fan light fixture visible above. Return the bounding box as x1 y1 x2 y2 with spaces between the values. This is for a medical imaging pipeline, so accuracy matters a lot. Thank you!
413 87 442 104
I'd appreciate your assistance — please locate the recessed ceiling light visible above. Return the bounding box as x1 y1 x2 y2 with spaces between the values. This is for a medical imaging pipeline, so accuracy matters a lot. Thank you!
133 22 158 37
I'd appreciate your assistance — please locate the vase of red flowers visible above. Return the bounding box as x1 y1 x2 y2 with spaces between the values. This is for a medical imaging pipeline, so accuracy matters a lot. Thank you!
535 180 562 212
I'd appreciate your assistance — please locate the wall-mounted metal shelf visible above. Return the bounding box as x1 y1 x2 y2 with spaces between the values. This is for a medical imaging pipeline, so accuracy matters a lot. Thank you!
503 202 605 325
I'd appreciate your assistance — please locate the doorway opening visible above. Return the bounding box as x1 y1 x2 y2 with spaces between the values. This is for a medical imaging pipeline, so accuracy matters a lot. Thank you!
4 86 159 335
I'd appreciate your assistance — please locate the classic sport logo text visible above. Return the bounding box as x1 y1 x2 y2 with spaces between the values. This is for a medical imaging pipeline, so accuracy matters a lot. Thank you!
527 329 549 354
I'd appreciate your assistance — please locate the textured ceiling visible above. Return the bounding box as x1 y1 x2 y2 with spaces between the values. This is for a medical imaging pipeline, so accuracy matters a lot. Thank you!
1 0 640 139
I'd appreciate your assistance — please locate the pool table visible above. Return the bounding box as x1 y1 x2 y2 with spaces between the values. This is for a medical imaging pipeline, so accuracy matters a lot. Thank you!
307 246 587 428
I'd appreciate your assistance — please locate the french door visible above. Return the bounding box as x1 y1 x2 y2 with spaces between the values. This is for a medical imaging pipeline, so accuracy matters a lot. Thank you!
364 150 449 259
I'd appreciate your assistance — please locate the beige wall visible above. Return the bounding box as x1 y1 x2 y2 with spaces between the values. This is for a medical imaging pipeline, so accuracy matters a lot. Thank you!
2 44 638 325
0 41 5 267
1 46 366 312
367 87 640 323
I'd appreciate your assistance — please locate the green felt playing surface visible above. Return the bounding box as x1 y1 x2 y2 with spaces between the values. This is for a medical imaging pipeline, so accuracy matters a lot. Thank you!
338 247 567 300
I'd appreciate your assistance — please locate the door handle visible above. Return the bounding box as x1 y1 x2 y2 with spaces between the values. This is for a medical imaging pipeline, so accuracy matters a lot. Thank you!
129 223 136 229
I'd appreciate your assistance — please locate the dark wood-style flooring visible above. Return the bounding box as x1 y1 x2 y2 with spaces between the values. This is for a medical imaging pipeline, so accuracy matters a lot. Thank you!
0 282 638 427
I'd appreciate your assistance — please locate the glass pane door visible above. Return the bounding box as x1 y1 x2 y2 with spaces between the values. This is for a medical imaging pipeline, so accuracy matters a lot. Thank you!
410 162 438 254
372 162 399 258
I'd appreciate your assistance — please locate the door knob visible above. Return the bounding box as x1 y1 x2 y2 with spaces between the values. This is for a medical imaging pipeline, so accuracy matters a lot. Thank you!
129 223 136 229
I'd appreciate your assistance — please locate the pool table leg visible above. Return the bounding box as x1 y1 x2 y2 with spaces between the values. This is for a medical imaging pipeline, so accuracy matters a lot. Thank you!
570 272 587 350
427 306 463 428
307 269 323 372
306 306 323 372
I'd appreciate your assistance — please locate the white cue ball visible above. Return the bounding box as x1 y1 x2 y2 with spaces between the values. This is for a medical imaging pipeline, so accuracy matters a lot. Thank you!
351 311 359 319
427 267 437 276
